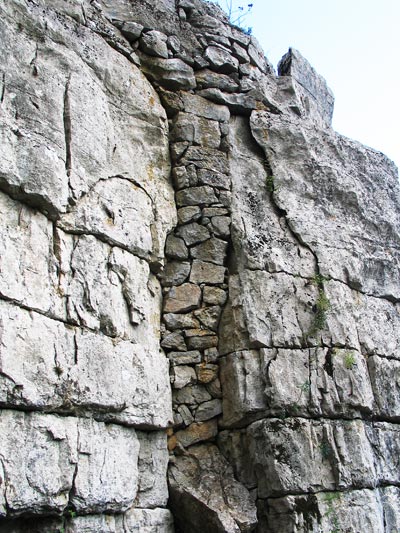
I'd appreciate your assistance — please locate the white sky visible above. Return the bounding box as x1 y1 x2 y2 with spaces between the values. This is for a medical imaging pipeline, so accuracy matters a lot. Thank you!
219 0 400 171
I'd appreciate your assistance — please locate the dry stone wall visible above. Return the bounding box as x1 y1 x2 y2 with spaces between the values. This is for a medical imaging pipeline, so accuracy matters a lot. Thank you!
1 0 400 532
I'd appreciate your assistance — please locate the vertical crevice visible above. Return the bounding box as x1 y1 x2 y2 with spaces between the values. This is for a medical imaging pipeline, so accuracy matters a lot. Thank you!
0 72 5 104
63 75 72 178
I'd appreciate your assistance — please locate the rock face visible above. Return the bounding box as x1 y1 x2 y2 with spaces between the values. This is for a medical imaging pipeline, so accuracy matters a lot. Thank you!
1 0 400 532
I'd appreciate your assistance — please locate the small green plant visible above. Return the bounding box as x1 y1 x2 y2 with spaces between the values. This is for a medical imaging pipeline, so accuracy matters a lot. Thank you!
308 288 331 338
299 381 310 394
343 352 356 370
68 510 77 519
54 365 63 376
319 440 332 460
323 492 341 533
266 174 275 193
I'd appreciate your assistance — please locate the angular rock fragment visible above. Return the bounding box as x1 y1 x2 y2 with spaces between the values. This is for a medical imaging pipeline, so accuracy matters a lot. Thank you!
169 444 257 532
204 45 240 74
140 30 169 58
164 283 202 313
190 260 226 284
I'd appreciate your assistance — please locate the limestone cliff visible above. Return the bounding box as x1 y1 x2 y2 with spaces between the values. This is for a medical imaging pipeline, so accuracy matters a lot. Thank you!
0 0 399 532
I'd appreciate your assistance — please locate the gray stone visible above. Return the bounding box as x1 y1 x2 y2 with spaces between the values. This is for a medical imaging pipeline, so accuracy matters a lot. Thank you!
169 444 257 532
203 286 228 306
176 186 219 207
211 215 231 238
190 260 226 284
195 69 240 93
248 37 268 72
165 234 189 260
173 385 212 406
180 146 229 174
172 366 197 389
172 112 221 148
163 312 200 330
250 107 400 300
181 92 230 122
204 45 239 74
174 420 218 448
190 237 227 265
160 261 191 286
206 378 223 399
232 42 250 63
278 47 335 125
202 207 229 217
177 404 195 427
220 351 267 428
0 411 140 516
172 165 198 190
168 350 202 366
161 330 187 351
186 334 219 351
194 305 222 331
167 35 181 53
140 30 169 58
0 300 172 428
195 399 222 421
368 355 400 419
164 283 202 313
197 168 231 189
218 190 232 207
141 56 196 90
176 222 210 245
120 21 143 42
122 508 175 533
177 206 202 224
257 489 387 533
136 431 169 508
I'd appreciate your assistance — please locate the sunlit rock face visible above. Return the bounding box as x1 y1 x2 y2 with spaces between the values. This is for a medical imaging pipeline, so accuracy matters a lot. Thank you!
1 0 399 531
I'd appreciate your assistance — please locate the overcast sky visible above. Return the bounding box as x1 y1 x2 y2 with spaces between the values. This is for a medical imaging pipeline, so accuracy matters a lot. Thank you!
219 0 399 171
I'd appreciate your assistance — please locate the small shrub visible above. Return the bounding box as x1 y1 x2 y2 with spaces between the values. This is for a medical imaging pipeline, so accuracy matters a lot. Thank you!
308 288 331 338
210 1 254 32
343 351 356 370
266 174 275 193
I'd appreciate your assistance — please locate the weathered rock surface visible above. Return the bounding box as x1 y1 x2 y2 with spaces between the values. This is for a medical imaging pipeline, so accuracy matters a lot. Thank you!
169 444 257 532
1 0 400 531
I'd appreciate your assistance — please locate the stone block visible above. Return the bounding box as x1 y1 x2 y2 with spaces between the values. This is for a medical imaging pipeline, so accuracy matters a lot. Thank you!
168 350 202 366
190 237 227 265
169 444 257 532
163 312 200 330
203 286 228 305
176 186 219 207
0 412 140 516
164 283 202 313
180 147 229 175
161 331 187 351
140 30 169 58
136 431 169 508
204 45 239 74
181 92 230 122
175 420 218 447
160 261 191 286
172 366 197 389
177 206 202 224
193 305 221 330
190 260 225 284
141 56 196 90
176 222 210 245
195 399 222 422
197 168 231 190
165 235 189 260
